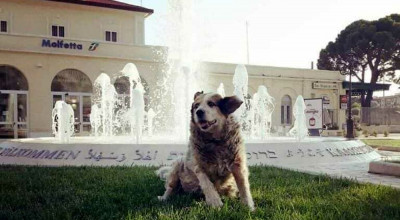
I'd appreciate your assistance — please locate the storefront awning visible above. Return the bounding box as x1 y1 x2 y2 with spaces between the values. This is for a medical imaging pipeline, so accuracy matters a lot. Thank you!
342 82 391 91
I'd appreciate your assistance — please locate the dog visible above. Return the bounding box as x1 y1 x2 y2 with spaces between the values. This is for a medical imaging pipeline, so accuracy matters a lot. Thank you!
157 91 255 211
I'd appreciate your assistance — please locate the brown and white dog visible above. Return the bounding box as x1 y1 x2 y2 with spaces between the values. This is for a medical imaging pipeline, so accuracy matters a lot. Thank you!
157 92 254 210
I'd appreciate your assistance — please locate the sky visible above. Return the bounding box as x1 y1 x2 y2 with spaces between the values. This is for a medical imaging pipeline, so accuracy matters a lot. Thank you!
120 0 400 95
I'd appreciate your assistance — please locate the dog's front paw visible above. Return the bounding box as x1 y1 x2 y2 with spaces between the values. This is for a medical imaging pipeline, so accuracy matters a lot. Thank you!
206 195 223 207
157 195 168 202
248 201 255 211
242 197 255 211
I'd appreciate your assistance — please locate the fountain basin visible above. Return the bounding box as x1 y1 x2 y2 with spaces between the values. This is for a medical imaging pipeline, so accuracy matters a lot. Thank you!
0 137 380 167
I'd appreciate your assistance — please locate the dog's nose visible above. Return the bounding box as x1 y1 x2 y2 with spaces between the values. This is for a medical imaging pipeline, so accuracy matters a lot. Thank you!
196 109 205 118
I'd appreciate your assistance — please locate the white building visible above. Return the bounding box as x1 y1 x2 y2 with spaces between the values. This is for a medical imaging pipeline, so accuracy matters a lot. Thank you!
0 0 346 138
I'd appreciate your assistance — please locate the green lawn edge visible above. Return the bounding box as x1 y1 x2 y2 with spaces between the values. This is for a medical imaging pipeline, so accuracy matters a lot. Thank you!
1 165 399 220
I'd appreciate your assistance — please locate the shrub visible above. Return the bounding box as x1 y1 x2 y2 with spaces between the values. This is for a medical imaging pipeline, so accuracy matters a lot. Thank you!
362 130 369 137
352 102 361 109
372 131 377 137
384 130 389 137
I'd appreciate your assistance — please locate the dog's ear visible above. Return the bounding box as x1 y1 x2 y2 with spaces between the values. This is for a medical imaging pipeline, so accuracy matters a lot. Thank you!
193 91 204 100
218 95 243 115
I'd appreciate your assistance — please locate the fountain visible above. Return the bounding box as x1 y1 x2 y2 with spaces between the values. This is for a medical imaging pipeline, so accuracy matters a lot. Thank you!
289 95 309 141
91 73 117 137
89 63 146 143
250 85 275 140
147 108 156 137
130 82 145 144
51 101 74 143
0 1 380 168
233 64 249 131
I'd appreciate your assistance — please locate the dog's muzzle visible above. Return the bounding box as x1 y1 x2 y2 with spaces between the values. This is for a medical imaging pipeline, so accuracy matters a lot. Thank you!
198 119 217 130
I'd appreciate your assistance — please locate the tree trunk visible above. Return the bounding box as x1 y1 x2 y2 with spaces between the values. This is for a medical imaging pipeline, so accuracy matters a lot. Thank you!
363 70 379 107
361 70 379 124
360 91 366 106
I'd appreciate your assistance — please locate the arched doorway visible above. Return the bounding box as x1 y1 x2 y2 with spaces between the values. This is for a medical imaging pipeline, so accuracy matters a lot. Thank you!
281 95 292 125
51 69 92 134
0 65 29 138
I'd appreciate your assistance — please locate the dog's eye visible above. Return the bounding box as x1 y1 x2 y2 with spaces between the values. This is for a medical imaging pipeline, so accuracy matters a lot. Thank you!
194 103 200 109
208 101 216 107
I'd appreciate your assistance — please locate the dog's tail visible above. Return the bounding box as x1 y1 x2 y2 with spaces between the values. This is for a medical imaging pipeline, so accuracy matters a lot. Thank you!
156 166 172 181
156 156 185 181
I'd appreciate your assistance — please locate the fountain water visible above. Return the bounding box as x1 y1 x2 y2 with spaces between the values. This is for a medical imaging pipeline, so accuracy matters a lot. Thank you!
289 95 309 141
250 85 275 139
131 82 145 144
146 0 203 141
217 83 226 97
90 63 146 143
52 101 74 143
91 73 117 136
233 64 249 130
147 108 156 137
90 105 100 137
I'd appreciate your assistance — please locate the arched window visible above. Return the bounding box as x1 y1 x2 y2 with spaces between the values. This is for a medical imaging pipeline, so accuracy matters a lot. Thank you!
281 95 292 125
0 65 28 90
51 69 92 93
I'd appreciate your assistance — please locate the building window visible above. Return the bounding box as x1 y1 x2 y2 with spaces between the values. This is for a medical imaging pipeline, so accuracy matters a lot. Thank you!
51 69 92 93
281 95 292 125
1 21 7 33
105 31 117 42
0 65 29 91
52 25 65 37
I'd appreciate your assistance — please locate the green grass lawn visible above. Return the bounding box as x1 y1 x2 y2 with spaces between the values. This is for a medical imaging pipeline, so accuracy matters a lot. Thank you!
362 139 400 148
1 166 400 220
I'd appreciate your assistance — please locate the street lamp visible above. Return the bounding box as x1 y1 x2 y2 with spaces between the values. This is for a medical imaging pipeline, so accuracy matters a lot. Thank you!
347 68 354 139
345 52 355 139
339 52 355 139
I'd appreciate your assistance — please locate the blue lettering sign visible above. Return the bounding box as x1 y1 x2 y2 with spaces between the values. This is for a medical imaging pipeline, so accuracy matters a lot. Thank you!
41 39 83 50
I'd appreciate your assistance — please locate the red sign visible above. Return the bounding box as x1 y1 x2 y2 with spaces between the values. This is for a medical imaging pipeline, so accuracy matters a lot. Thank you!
340 95 347 109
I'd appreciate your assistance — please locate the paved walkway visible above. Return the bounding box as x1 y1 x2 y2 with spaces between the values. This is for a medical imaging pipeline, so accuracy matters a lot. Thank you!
280 150 400 189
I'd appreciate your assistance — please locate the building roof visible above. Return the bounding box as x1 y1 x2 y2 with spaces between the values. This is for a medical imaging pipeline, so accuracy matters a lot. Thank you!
46 0 154 15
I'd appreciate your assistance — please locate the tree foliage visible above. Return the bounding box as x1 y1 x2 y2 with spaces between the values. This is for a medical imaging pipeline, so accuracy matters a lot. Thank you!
317 14 400 107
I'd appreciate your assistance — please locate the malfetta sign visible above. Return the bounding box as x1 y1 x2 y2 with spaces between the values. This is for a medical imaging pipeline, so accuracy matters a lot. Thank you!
312 82 338 90
41 39 83 50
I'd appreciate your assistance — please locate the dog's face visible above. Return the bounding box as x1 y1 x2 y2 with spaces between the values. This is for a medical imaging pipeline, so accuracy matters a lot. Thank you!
191 92 243 133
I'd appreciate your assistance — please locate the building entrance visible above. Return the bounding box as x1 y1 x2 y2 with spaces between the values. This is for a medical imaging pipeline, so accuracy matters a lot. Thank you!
51 69 93 135
52 92 91 134
0 90 28 138
0 65 29 139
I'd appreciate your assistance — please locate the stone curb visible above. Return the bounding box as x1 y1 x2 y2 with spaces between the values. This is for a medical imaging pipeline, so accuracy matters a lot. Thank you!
377 146 400 152
369 161 400 177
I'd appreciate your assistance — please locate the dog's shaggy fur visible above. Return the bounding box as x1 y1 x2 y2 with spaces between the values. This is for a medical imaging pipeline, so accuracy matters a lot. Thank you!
157 92 255 210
